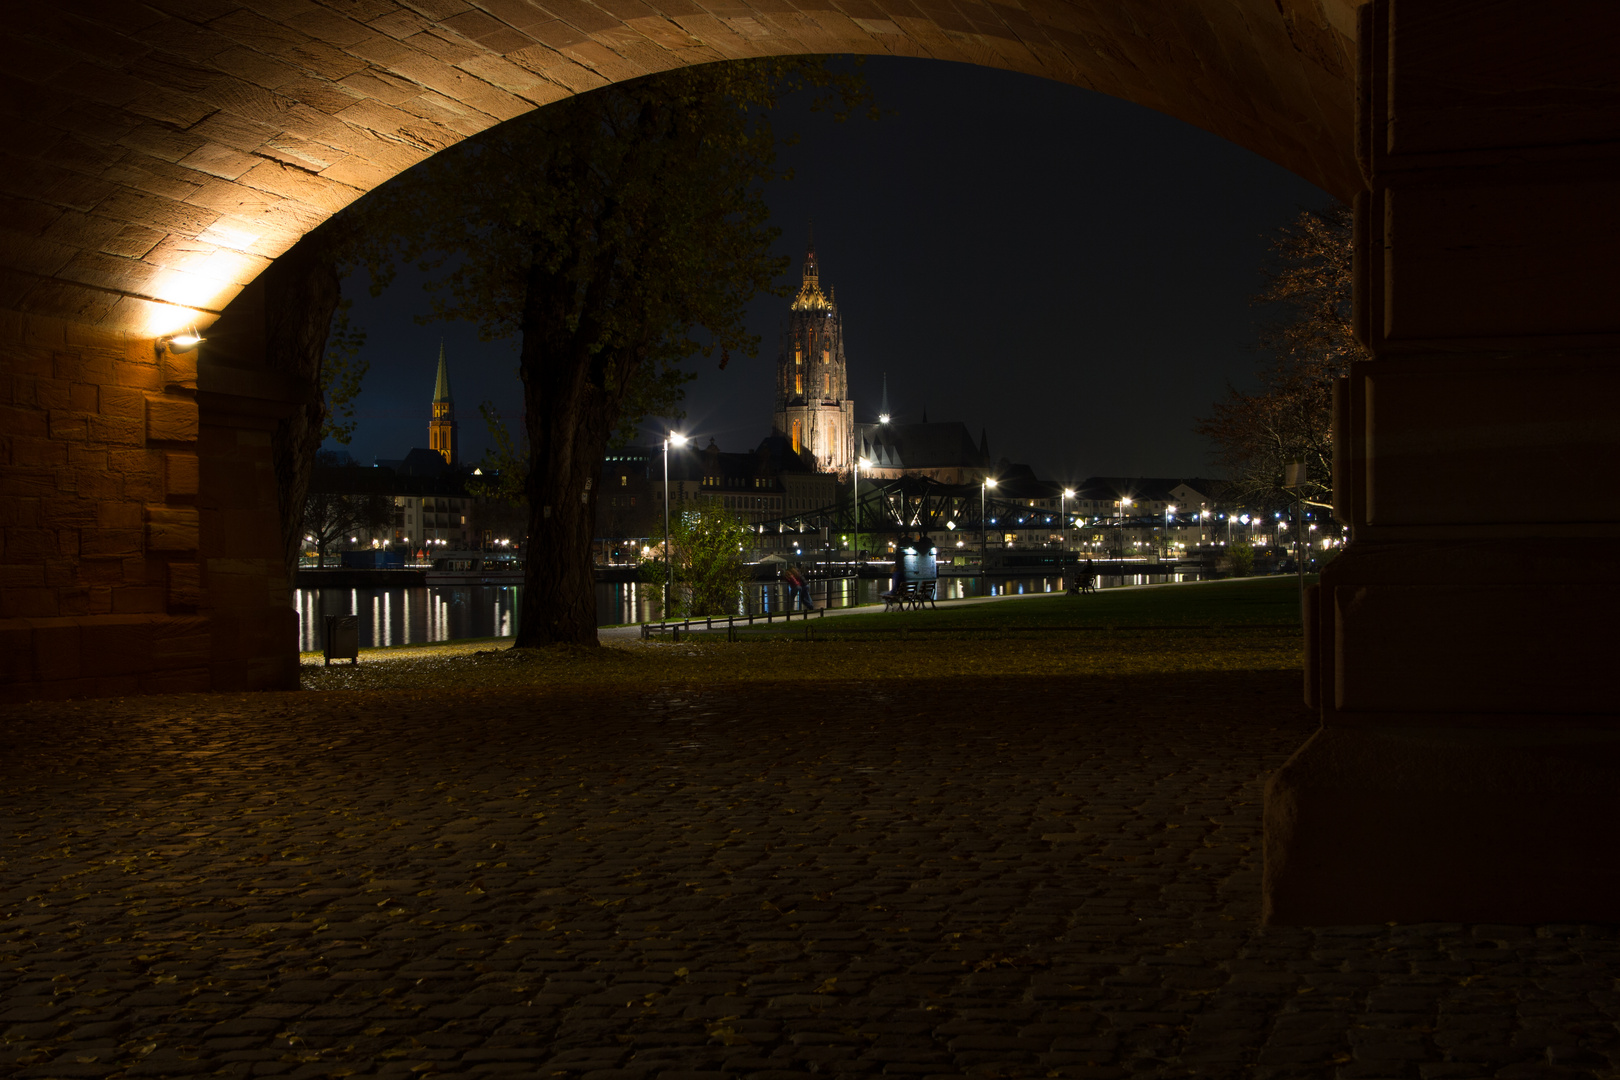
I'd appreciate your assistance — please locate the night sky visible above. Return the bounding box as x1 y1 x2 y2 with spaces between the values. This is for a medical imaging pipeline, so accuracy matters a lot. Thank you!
332 56 1328 481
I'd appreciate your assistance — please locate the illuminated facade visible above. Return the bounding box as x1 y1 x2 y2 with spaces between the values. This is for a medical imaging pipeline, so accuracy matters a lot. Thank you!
773 241 854 476
428 343 458 465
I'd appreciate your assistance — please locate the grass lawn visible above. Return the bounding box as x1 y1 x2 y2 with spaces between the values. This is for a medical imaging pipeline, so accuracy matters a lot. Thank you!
301 577 1307 693
746 575 1306 635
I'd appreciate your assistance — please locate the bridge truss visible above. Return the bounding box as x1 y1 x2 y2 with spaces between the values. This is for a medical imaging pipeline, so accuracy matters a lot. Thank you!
750 476 1070 540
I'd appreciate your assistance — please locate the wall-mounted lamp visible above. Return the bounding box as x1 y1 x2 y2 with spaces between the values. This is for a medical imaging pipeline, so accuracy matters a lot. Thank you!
156 329 204 357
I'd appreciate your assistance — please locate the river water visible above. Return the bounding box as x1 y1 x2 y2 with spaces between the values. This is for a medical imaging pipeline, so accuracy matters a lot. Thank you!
294 570 1200 652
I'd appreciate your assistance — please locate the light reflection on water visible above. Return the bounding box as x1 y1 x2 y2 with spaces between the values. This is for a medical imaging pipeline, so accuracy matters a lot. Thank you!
296 586 520 652
295 571 1199 650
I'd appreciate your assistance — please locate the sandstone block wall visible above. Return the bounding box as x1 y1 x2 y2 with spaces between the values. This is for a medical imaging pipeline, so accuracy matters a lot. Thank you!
0 312 295 699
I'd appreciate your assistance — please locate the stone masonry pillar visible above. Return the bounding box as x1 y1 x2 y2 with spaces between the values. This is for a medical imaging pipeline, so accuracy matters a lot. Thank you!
1264 1 1620 924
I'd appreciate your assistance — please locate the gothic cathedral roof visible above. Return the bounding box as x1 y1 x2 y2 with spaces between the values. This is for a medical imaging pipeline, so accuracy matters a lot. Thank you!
790 237 834 313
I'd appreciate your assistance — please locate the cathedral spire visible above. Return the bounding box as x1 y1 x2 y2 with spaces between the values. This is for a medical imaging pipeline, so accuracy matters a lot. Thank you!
803 223 819 291
775 229 851 474
791 225 831 312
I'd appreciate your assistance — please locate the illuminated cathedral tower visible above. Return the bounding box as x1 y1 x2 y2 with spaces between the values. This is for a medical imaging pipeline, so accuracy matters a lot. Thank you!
773 236 854 475
428 343 458 465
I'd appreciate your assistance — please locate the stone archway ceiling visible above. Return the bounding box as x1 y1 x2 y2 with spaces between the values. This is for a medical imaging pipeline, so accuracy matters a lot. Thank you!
4 0 1362 337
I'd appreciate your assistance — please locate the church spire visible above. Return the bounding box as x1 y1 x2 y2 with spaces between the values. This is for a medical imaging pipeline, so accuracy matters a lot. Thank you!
429 342 458 465
433 341 453 404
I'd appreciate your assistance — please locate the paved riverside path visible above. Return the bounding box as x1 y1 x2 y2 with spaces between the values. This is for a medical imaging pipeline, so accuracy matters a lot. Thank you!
601 589 1022 640
602 576 1167 640
3 675 1618 1078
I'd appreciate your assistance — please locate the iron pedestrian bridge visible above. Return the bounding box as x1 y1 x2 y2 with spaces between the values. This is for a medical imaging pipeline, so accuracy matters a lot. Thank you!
751 475 1081 537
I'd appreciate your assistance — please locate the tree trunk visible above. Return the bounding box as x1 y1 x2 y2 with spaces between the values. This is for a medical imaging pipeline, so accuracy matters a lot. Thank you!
263 240 343 590
514 334 612 645
512 262 618 646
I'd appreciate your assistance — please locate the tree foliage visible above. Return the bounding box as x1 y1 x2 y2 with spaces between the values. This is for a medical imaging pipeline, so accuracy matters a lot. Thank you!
320 298 370 445
669 500 753 617
383 59 872 646
466 401 526 502
1226 539 1255 577
1197 201 1367 510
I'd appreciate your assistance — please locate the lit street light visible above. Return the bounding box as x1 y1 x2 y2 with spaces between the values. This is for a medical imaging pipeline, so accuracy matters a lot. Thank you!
662 431 688 614
1061 488 1075 557
854 456 872 571
981 476 998 595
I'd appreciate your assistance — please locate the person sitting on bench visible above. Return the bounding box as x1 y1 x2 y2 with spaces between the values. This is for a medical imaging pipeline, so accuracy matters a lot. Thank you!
881 560 910 611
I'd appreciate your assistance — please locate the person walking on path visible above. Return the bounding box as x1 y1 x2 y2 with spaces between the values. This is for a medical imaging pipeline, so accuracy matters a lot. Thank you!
793 566 816 608
787 564 814 610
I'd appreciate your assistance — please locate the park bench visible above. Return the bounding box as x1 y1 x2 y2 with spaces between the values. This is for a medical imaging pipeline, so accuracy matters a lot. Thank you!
881 584 917 612
881 579 939 612
1066 567 1096 595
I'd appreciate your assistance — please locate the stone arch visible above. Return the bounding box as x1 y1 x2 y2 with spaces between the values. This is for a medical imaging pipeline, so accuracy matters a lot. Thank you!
5 1 1360 337
3 1 1619 927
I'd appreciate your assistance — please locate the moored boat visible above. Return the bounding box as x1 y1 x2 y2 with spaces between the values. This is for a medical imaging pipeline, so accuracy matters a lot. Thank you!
424 552 524 585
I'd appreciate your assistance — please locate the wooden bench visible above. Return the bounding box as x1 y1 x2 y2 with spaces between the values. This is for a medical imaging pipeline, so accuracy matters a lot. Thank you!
881 584 918 612
882 580 939 612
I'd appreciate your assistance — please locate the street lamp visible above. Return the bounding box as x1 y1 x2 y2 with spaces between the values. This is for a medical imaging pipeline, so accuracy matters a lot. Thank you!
1061 488 1074 556
1117 496 1132 558
1164 505 1174 560
854 456 872 571
662 431 688 614
981 476 997 594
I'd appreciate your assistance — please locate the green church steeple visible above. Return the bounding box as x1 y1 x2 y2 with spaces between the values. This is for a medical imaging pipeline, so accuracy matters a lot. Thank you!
429 341 457 465
433 341 453 404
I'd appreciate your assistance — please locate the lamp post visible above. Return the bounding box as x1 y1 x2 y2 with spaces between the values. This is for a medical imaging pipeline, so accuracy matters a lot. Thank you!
981 476 997 595
1164 505 1174 561
662 432 687 614
1061 488 1074 557
1117 496 1132 559
853 456 871 576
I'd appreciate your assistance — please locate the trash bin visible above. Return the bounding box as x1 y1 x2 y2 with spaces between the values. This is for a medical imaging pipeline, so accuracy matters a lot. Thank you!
324 614 359 666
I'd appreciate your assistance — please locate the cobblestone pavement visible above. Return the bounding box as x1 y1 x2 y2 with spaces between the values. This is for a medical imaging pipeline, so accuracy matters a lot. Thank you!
2 672 1617 1079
